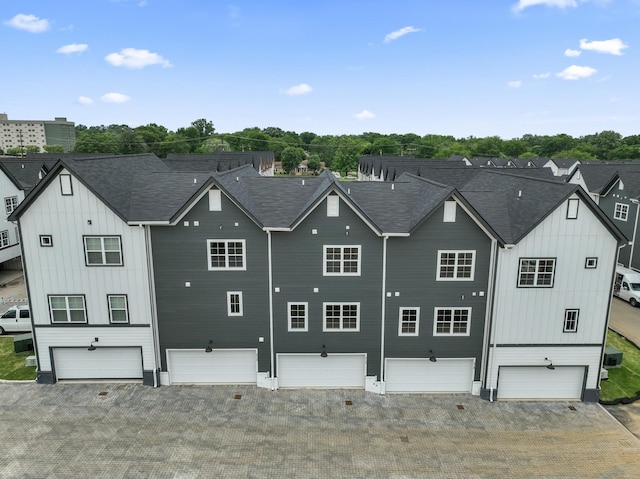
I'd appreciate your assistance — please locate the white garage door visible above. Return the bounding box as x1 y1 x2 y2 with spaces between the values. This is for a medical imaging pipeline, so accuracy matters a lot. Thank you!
497 366 585 400
54 347 143 380
167 349 257 384
385 358 475 393
277 353 366 388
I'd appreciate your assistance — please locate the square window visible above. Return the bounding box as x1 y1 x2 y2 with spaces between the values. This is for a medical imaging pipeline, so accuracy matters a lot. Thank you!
437 250 475 280
323 245 361 276
323 302 360 331
399 307 420 336
227 291 243 316
585 257 598 269
288 302 308 331
433 307 470 336
108 295 129 323
614 203 629 221
49 295 87 323
564 309 579 333
208 240 246 270
40 235 53 247
84 236 123 266
518 258 556 287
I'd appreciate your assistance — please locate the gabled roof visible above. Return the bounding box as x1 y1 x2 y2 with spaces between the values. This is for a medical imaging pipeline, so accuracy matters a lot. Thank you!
571 162 640 197
551 157 581 169
163 152 274 174
0 158 52 192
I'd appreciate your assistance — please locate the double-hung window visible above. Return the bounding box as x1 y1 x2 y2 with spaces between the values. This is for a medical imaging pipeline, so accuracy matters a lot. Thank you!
399 307 420 336
288 302 308 332
437 250 475 280
0 230 8 248
434 307 470 336
227 291 243 316
49 295 87 323
84 236 123 266
4 196 18 215
563 309 579 333
208 240 246 270
614 203 629 221
518 258 556 287
323 302 359 331
323 245 361 276
107 295 129 323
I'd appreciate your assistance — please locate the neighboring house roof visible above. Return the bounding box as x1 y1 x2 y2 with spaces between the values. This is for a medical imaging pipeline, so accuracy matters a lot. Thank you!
551 157 581 169
164 152 274 174
0 158 52 192
571 163 640 196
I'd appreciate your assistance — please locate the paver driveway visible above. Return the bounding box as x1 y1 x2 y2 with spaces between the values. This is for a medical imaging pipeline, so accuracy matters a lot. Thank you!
1 382 640 478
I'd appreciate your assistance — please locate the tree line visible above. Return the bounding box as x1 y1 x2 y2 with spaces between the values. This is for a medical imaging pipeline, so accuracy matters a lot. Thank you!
64 119 640 174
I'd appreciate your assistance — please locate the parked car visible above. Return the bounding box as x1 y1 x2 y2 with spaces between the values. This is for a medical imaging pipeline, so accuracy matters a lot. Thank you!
613 265 640 307
0 305 31 334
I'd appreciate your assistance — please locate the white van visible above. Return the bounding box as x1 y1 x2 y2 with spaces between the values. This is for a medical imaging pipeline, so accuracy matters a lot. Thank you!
613 265 640 307
0 305 31 334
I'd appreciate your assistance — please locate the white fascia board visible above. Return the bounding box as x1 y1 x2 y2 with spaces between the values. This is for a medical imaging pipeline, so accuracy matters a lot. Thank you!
263 227 292 232
127 221 171 226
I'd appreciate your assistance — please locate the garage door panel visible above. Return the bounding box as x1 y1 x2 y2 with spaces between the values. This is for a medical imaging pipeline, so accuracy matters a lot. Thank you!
497 366 585 400
168 349 257 384
385 358 474 393
54 348 143 379
277 354 366 388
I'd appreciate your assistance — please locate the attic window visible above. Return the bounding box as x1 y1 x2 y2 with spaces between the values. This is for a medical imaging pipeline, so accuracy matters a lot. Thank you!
327 195 339 217
443 200 457 223
566 198 579 219
40 235 53 247
60 174 73 196
209 189 222 211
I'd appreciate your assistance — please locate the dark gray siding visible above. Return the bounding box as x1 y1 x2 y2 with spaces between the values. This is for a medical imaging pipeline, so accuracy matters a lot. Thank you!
599 192 636 268
151 192 270 372
384 202 492 381
271 196 383 377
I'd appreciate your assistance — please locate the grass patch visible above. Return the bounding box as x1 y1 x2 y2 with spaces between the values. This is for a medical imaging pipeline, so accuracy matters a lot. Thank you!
0 336 36 381
600 329 640 402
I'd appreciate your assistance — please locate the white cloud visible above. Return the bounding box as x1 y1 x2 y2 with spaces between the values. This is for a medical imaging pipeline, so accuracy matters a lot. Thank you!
100 92 131 103
533 72 551 79
56 43 88 54
4 13 50 33
508 81 522 88
383 26 421 44
281 83 313 96
556 65 597 80
512 0 577 12
579 38 628 55
354 110 375 120
77 96 94 105
105 48 172 69
564 48 581 57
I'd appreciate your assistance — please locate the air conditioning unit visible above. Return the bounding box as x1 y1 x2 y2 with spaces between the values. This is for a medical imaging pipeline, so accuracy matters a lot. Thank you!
600 368 609 381
603 346 623 368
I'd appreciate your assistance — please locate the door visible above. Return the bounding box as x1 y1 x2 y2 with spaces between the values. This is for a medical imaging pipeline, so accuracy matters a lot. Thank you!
167 349 257 384
54 347 143 380
277 353 366 388
385 358 475 393
497 366 585 400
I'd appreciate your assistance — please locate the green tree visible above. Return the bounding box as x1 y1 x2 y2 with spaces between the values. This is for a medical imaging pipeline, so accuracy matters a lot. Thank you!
306 154 321 174
281 146 306 174
581 130 622 160
25 145 41 153
331 136 367 176
552 149 596 161
43 145 65 154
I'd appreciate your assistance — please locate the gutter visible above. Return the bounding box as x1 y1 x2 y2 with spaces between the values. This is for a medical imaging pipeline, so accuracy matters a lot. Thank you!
267 231 276 390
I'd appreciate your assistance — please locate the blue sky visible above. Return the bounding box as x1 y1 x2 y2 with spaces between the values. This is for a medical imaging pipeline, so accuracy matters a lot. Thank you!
2 0 639 139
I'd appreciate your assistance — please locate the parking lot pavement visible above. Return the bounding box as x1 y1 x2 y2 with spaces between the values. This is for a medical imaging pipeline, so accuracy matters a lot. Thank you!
1 383 640 479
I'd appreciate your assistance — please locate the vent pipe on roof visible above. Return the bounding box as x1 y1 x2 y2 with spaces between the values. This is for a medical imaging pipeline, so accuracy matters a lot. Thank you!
392 183 395 190
348 188 351 195
236 177 239 182
518 190 522 198
302 179 305 186
193 178 197 184
21 164 25 169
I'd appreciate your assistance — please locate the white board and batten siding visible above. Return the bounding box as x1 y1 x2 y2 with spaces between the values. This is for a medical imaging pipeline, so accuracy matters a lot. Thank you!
19 169 153 328
277 353 366 388
486 346 601 394
35 326 155 372
384 358 475 393
167 349 257 384
492 195 618 346
0 169 25 263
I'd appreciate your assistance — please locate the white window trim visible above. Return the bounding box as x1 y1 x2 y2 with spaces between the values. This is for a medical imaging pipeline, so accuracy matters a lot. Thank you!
398 307 420 336
614 202 629 221
48 295 87 324
323 245 362 276
107 294 129 324
443 200 457 222
40 235 53 247
323 302 360 332
83 236 123 266
585 257 598 269
4 196 18 215
327 195 340 217
517 258 556 288
207 239 247 271
563 309 579 333
209 189 222 211
0 230 8 248
436 250 476 281
227 291 243 316
433 307 471 336
287 302 308 332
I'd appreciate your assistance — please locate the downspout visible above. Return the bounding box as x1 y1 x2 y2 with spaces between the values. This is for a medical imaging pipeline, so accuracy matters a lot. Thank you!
267 230 276 390
628 200 639 268
488 242 503 402
479 238 497 397
144 225 161 387
379 235 388 392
